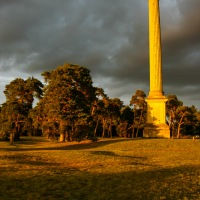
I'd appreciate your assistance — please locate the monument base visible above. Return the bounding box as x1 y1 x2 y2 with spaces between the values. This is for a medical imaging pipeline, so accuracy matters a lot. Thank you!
143 123 170 138
144 96 170 138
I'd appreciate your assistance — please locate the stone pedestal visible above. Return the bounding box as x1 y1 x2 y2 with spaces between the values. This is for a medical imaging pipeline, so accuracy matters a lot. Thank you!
143 123 170 138
144 96 170 138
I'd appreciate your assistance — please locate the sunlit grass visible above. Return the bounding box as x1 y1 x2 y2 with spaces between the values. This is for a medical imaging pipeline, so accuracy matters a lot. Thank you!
0 137 199 200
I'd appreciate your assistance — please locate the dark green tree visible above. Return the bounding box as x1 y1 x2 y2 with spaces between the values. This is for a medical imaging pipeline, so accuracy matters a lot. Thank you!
117 106 134 137
130 90 147 137
104 98 124 138
91 87 107 137
41 63 96 142
166 95 183 137
175 105 198 138
28 100 45 136
194 110 200 136
1 77 43 143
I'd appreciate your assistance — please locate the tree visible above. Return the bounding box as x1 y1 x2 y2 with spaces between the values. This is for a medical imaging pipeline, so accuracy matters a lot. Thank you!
0 102 16 143
41 63 96 142
104 98 124 138
91 87 107 137
1 77 43 143
166 95 200 138
175 106 191 138
166 95 183 137
28 100 45 136
175 105 198 138
194 111 200 136
117 106 134 137
130 90 147 137
4 77 43 106
92 96 123 138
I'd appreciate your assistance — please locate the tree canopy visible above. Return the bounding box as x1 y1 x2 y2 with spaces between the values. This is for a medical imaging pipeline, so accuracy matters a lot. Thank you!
0 63 200 142
1 77 43 143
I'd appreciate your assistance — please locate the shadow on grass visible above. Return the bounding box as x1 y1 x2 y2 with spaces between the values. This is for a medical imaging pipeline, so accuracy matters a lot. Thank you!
0 137 49 147
0 137 136 152
90 151 153 167
0 154 61 167
15 137 49 144
0 164 199 200
90 150 145 159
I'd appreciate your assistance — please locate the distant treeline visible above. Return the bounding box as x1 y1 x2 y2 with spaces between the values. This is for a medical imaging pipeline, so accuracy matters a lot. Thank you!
0 63 200 143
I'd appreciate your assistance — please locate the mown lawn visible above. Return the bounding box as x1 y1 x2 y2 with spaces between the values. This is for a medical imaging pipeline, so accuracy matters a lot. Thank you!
0 137 199 200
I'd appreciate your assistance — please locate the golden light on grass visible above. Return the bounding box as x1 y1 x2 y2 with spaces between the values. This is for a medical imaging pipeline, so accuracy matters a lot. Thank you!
0 137 199 199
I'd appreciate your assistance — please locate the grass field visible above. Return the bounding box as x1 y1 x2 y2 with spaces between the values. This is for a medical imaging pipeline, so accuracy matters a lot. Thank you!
0 137 199 200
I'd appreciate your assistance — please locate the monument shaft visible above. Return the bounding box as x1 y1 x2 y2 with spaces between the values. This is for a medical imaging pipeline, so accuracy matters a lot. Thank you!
143 0 170 138
149 0 163 97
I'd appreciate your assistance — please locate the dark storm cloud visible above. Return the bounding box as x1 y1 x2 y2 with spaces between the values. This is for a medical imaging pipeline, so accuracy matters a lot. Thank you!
0 0 200 107
159 0 200 107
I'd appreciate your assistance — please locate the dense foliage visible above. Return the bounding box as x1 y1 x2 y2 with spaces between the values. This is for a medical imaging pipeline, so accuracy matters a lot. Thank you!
0 63 200 142
0 77 43 143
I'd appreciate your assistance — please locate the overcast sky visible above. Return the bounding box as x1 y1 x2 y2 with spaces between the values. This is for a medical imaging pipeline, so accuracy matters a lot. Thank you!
0 0 200 108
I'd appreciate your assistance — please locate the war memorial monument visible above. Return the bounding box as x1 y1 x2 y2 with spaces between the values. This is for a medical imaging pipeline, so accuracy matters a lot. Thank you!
143 0 170 138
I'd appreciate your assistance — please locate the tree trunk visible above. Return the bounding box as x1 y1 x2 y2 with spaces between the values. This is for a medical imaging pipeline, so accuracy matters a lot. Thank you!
177 124 181 139
66 129 71 142
14 122 21 141
131 126 134 138
102 118 106 138
177 116 184 138
71 125 75 141
94 117 100 136
91 103 96 116
47 127 52 139
132 118 135 138
10 132 14 145
136 124 139 138
109 118 112 138
136 110 143 138
59 132 66 142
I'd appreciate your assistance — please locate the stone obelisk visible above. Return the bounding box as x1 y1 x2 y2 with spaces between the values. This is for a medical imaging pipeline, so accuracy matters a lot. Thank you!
143 0 170 138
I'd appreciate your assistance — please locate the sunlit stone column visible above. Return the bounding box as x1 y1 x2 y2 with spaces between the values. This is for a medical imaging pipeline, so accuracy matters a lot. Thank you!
143 0 170 138
149 0 163 97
